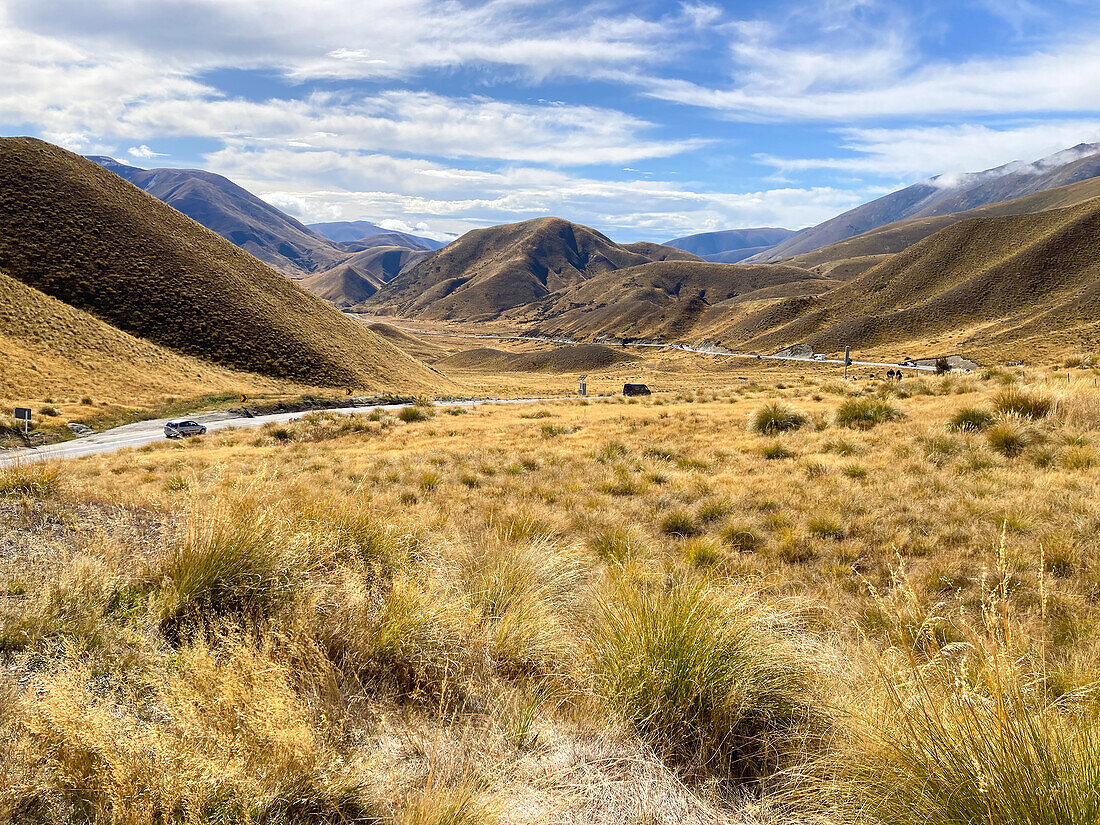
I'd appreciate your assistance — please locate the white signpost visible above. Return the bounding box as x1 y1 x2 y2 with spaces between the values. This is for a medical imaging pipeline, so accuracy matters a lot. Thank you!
13 407 31 435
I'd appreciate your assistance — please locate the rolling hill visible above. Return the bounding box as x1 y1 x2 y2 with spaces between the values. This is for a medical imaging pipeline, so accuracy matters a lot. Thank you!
1 137 440 391
664 228 797 262
506 259 832 342
732 195 1100 358
0 267 283 405
751 143 1100 262
365 217 664 320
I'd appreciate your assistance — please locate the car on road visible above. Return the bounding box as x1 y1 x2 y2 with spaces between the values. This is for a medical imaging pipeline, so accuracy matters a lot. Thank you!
898 359 917 367
812 354 827 361
164 419 207 439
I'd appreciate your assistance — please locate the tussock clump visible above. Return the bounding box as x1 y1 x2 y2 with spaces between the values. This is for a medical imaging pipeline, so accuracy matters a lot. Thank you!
590 580 818 778
722 524 763 553
993 388 1052 420
822 659 1100 825
948 406 994 432
460 536 584 676
749 402 807 435
987 418 1031 457
762 443 795 460
4 641 372 823
0 462 61 498
310 572 470 696
399 404 436 423
1052 387 1100 431
660 509 700 538
156 490 307 633
835 398 904 429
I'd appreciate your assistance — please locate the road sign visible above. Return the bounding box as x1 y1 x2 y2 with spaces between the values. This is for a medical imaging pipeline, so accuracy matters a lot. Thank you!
13 407 30 435
345 388 353 396
240 394 247 403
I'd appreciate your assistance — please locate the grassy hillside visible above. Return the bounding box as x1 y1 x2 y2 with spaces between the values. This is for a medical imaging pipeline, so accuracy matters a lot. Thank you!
508 260 831 342
0 138 440 391
364 217 657 320
303 246 430 307
752 142 1100 261
788 175 1100 270
737 196 1100 358
620 241 701 262
664 227 796 258
0 268 283 408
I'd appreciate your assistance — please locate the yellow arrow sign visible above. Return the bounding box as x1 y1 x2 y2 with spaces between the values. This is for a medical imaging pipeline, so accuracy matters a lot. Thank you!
345 388 353 397
240 394 247 403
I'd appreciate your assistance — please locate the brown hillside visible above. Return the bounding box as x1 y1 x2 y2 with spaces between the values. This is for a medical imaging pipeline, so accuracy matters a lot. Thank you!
0 268 281 404
303 246 429 307
365 322 449 363
438 344 639 373
787 176 1100 270
364 217 655 320
737 196 1100 357
508 260 829 341
0 137 439 391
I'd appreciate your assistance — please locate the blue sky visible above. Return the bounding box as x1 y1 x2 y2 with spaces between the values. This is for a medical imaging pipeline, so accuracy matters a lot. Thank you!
2 0 1099 242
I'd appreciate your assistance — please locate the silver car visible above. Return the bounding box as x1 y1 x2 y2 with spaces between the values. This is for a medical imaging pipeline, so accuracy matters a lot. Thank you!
164 419 207 439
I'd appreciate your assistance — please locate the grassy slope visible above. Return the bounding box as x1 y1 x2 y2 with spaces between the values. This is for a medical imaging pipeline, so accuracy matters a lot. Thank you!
2 369 1097 822
0 268 284 406
0 137 440 392
506 260 831 342
787 176 1100 270
303 246 430 307
736 196 1100 358
364 217 655 320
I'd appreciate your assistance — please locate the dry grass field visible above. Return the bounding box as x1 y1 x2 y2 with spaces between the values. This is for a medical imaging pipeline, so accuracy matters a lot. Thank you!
2 364 1099 823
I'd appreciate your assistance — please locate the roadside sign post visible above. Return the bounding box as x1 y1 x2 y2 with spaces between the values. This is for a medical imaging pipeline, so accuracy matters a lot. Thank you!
13 407 31 435
843 345 852 380
578 374 587 397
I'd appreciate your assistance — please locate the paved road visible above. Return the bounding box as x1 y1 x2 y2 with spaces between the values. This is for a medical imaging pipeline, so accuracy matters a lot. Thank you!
0 397 565 467
373 321 937 372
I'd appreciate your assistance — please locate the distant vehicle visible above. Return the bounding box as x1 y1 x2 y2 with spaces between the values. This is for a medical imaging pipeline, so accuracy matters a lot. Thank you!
812 354 827 361
164 419 207 439
623 383 651 396
898 359 917 367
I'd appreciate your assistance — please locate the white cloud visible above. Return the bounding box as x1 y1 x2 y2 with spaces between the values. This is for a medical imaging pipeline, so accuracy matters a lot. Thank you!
202 144 868 240
0 19 699 167
640 36 1100 120
757 121 1100 180
127 144 166 158
2 0 673 82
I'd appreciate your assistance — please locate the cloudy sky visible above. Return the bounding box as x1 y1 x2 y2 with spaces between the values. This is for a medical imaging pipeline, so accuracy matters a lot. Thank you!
2 0 1099 242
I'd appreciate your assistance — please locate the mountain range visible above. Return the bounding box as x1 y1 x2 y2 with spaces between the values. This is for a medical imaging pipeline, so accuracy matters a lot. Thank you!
663 228 798 262
88 157 438 299
748 143 1100 262
6 133 1100 391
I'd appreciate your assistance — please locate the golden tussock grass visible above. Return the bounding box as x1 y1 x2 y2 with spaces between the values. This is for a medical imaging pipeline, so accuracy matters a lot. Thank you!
1 369 1098 822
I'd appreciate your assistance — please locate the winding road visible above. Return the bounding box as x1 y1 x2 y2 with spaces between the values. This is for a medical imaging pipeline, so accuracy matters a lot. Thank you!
0 397 566 467
374 322 938 373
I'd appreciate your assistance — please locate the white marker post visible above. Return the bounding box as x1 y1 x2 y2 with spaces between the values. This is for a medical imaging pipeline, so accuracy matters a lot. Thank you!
844 345 852 380
13 407 31 435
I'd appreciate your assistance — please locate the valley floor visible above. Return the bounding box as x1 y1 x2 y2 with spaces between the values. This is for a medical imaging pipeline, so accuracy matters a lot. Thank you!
1 366 1099 823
